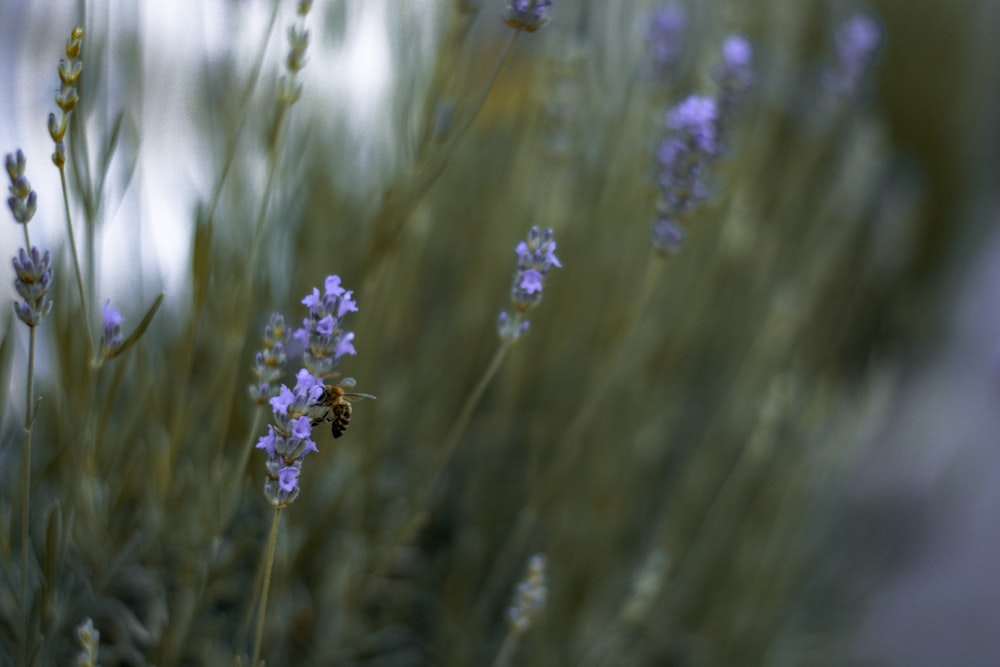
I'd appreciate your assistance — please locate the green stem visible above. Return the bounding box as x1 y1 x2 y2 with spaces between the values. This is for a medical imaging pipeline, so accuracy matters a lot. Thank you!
375 341 510 580
246 102 290 278
415 343 508 530
490 631 520 667
58 164 96 363
251 507 282 667
408 29 520 201
559 255 662 453
19 325 36 667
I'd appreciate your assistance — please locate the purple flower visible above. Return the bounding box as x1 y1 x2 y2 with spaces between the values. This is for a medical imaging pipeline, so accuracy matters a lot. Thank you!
656 95 719 218
257 275 366 508
646 4 686 78
503 0 554 32
510 226 561 312
99 299 125 359
823 13 881 98
520 269 543 294
11 245 53 328
335 332 356 359
294 274 359 377
651 216 687 255
259 373 321 507
290 415 312 440
270 386 295 418
256 426 278 455
667 96 719 154
499 227 561 342
278 467 299 494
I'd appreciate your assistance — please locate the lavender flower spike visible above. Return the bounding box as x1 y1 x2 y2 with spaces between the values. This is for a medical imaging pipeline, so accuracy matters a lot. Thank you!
646 4 686 79
293 274 358 379
12 246 53 328
650 95 721 254
250 312 290 405
507 553 548 633
499 226 562 343
503 0 554 33
656 96 719 210
256 369 325 507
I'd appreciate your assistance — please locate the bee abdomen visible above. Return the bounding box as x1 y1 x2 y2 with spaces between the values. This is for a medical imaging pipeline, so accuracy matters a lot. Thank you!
330 402 352 438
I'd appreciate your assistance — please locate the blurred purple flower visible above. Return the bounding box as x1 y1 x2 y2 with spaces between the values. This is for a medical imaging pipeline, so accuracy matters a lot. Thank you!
824 13 881 98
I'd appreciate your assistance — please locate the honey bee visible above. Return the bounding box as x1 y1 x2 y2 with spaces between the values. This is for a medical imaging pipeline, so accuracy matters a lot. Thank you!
309 377 375 438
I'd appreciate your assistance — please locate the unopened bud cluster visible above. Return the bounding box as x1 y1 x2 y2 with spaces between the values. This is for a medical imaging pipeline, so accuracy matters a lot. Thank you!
250 313 291 405
6 150 37 224
49 26 84 168
75 617 100 667
279 2 313 105
99 300 125 361
6 150 53 328
503 0 554 32
507 553 548 633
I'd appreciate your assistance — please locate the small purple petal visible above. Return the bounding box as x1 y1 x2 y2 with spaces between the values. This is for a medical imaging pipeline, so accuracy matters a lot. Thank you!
103 299 124 328
294 368 320 393
270 385 295 417
337 292 358 318
291 415 312 440
335 332 356 358
520 269 544 294
302 287 322 311
278 467 299 493
256 426 278 454
324 275 345 297
317 314 335 336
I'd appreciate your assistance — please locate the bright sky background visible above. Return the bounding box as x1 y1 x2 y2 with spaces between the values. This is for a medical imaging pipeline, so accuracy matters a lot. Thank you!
0 0 427 328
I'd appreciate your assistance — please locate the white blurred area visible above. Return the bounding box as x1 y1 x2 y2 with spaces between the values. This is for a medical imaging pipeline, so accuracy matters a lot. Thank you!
0 0 433 326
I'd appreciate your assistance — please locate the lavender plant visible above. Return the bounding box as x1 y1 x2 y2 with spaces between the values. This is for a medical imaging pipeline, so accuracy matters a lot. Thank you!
0 3 984 667
6 148 50 666
250 274 369 665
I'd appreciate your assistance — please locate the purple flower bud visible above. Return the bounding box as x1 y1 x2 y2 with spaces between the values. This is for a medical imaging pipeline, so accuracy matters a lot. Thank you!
509 226 561 312
824 13 881 98
11 245 53 328
646 4 686 78
503 0 554 32
99 299 125 359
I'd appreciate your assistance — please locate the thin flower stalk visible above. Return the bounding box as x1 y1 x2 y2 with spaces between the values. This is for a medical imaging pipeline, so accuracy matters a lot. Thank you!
247 0 313 276
49 25 97 363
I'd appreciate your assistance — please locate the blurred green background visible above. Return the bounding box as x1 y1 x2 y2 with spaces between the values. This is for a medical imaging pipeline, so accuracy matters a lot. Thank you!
1 0 999 665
